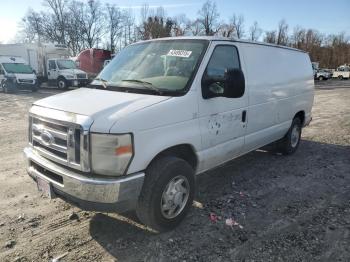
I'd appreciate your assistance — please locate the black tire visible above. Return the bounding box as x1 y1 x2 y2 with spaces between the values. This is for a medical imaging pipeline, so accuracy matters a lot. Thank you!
3 82 17 93
136 156 195 232
338 75 343 80
318 76 324 81
277 117 302 155
57 77 68 89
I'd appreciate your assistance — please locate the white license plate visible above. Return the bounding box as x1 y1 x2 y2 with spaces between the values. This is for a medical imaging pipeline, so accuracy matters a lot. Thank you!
36 177 54 198
73 80 78 86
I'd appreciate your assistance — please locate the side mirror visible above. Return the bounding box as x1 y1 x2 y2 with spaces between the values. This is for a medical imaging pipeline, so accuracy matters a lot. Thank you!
224 68 245 98
202 68 245 99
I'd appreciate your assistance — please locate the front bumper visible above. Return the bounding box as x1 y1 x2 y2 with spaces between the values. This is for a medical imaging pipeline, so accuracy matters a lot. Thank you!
24 146 145 212
67 79 89 87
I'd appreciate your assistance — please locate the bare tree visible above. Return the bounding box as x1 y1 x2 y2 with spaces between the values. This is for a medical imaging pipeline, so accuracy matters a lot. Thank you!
276 19 289 45
197 0 220 36
44 0 68 44
249 21 262 41
105 3 122 53
172 14 189 36
187 19 203 36
217 23 235 38
139 16 174 40
264 30 277 43
20 9 44 42
230 14 245 39
79 0 105 48
291 26 306 49
121 10 137 48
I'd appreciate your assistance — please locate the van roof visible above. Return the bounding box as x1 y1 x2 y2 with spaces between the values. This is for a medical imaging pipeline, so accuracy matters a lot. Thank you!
0 55 28 64
137 36 307 53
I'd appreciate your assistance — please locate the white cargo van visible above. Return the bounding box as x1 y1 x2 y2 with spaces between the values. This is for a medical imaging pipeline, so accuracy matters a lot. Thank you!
0 56 37 93
24 37 314 232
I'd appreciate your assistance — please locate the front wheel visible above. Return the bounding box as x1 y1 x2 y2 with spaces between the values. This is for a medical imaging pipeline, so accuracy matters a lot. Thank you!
57 78 68 89
136 156 195 232
338 75 343 80
277 117 302 155
318 76 324 81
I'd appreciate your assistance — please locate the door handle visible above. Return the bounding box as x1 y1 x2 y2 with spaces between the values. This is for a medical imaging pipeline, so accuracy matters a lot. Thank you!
242 110 247 122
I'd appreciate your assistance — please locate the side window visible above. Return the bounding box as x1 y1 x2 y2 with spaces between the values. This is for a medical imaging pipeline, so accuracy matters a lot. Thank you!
202 45 241 97
0 65 4 75
49 60 56 70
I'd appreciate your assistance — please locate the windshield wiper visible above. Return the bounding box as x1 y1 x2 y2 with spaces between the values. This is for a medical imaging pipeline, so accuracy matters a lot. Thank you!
94 77 109 89
121 79 161 93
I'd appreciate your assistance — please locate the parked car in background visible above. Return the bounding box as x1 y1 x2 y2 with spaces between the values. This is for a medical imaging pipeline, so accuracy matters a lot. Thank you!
0 56 37 93
0 43 88 89
332 65 350 80
76 48 111 79
24 36 314 232
315 69 331 80
312 62 319 77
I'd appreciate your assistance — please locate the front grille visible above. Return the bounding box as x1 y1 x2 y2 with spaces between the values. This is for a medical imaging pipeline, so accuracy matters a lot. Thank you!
30 116 83 170
19 79 34 84
76 73 87 79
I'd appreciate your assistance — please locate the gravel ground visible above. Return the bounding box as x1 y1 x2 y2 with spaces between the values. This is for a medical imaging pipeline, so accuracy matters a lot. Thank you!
0 80 349 262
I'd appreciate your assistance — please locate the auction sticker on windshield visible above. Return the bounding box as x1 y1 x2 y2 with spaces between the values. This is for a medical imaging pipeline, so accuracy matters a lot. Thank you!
167 50 192 58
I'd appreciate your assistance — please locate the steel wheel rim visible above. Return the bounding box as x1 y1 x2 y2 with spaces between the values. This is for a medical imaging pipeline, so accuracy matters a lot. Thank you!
161 175 190 219
291 125 300 148
58 80 65 88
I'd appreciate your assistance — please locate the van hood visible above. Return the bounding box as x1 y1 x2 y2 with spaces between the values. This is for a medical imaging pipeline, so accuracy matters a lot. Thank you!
33 88 170 132
12 73 36 80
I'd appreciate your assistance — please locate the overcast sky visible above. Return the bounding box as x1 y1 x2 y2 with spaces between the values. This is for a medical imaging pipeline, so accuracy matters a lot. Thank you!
0 0 349 43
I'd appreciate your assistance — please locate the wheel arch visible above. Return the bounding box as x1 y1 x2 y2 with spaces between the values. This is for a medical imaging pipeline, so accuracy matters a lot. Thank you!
294 110 305 125
147 144 198 172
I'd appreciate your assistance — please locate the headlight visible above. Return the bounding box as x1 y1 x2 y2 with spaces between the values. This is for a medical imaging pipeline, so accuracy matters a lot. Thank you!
65 74 75 79
91 133 133 176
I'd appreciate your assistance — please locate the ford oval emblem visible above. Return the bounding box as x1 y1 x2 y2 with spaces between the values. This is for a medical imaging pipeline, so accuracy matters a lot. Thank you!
40 131 54 146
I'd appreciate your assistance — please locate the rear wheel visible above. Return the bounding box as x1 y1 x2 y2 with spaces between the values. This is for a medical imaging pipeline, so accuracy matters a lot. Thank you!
338 75 343 80
318 76 324 81
277 117 302 155
136 156 195 232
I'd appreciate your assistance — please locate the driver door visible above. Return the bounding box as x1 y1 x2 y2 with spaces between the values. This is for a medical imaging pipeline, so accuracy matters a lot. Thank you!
47 60 58 80
198 42 248 171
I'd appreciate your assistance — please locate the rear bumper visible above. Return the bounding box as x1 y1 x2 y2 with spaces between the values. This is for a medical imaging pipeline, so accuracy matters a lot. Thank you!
24 146 145 212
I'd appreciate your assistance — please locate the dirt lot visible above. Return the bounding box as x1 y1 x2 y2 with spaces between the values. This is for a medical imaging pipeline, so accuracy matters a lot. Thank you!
0 80 349 262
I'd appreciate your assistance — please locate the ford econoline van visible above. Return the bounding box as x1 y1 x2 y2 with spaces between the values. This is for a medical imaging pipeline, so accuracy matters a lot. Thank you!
24 37 314 232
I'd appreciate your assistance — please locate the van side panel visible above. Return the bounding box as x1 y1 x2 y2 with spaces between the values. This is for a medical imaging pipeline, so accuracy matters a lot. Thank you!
240 44 314 152
110 91 202 175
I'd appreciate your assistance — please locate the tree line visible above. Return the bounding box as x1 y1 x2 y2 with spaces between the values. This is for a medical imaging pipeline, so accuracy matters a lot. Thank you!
19 0 349 68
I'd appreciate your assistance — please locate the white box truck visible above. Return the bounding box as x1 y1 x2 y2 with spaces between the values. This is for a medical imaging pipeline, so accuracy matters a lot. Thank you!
24 37 314 232
0 43 88 89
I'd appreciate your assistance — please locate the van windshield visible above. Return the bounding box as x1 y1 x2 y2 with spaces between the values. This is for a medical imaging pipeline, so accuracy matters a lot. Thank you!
2 63 33 74
92 39 208 95
57 59 76 70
